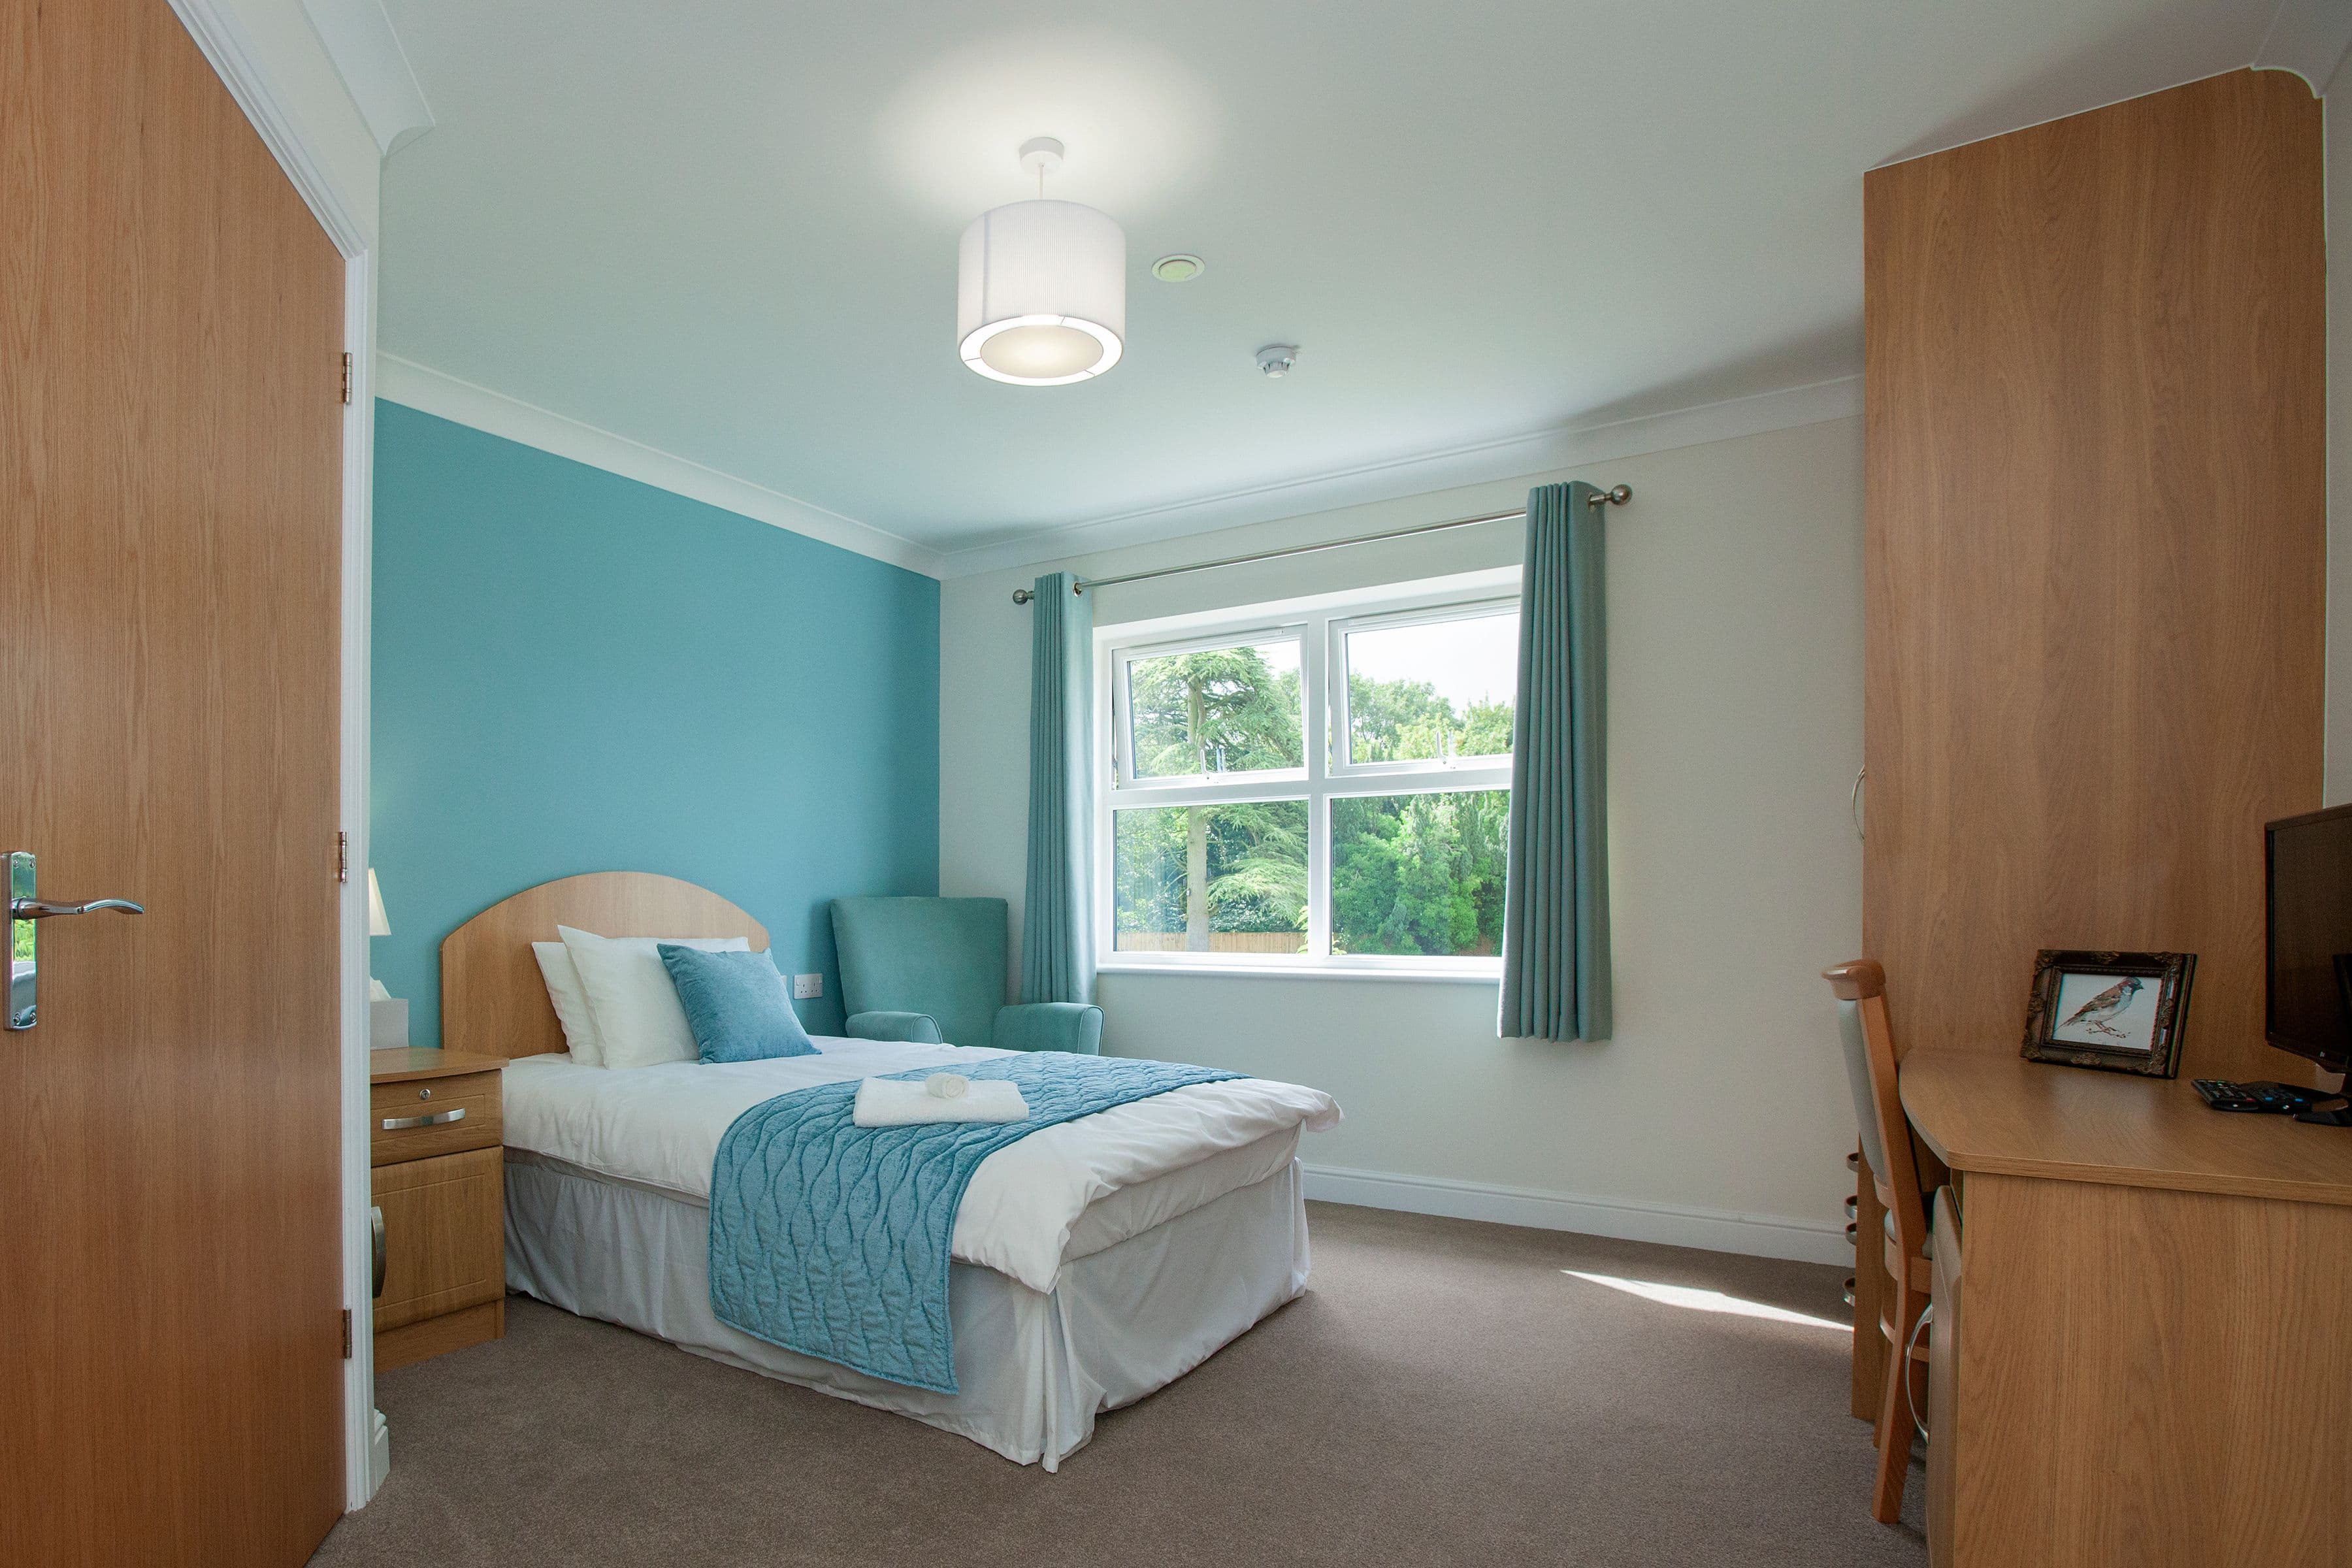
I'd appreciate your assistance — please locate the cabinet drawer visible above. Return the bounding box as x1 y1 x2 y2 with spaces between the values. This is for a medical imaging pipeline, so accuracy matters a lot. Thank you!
371 1070 500 1166
372 1145 504 1333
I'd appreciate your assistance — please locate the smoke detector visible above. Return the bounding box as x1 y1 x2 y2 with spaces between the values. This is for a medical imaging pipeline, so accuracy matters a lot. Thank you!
1255 343 1299 378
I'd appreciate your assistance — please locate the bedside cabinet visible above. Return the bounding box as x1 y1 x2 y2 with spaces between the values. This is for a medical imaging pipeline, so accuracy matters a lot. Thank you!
369 1048 508 1371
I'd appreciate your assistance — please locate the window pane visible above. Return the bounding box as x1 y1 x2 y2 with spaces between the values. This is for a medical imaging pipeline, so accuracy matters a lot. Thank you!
1112 800 1309 955
1126 639 1303 779
1330 791 1510 958
1345 612 1517 764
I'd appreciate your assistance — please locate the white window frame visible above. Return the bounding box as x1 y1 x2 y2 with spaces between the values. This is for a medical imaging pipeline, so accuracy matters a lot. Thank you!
1094 567 1520 981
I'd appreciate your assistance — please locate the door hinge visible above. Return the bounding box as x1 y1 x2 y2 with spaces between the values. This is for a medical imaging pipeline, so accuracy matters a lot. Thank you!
340 352 353 405
341 1308 353 1359
336 831 349 884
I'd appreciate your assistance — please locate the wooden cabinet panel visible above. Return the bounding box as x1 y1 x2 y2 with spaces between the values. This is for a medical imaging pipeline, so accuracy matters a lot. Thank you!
370 1068 501 1165
374 1146 504 1333
1947 1173 2352 1567
1862 69 2326 1081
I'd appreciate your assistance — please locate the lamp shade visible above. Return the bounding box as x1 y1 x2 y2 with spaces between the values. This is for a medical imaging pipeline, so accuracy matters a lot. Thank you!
367 868 391 938
956 199 1126 385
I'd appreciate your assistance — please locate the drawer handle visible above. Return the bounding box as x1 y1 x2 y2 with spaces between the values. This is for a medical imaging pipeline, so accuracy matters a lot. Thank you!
1906 1302 1935 1441
382 1105 466 1132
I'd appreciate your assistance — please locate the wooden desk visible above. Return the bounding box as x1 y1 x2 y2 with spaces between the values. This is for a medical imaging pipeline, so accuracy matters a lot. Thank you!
1900 1052 2352 1568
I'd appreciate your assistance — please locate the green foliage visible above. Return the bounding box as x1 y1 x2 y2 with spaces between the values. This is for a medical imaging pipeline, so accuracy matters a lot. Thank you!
1113 800 1308 935
1112 644 1513 955
1330 790 1509 956
1128 646 1301 777
1349 679 1516 764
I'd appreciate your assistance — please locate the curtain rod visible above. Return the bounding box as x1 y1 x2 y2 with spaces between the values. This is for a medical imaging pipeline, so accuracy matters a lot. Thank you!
1009 483 1631 603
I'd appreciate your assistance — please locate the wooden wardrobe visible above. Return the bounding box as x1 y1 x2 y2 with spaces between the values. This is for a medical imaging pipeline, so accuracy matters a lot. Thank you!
1850 67 2328 1420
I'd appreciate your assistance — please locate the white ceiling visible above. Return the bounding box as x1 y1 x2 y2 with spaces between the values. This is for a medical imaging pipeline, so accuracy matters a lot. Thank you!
374 0 2310 569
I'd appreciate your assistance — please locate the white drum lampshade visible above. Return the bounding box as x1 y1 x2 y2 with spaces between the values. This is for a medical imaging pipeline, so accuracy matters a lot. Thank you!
956 199 1126 385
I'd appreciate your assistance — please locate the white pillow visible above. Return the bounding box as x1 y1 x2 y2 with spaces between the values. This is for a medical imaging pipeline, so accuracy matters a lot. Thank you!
557 924 751 1070
532 941 605 1065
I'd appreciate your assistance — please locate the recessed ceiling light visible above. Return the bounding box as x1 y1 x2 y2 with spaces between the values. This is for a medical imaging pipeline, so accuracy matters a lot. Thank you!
1151 253 1205 283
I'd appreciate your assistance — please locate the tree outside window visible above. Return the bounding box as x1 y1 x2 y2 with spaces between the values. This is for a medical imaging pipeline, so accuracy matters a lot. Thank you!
1106 593 1517 967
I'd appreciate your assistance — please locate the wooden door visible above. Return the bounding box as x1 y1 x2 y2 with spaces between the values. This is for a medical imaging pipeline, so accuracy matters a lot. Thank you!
0 0 348 1563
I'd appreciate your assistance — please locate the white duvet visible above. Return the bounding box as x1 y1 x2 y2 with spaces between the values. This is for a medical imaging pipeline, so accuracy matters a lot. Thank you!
501 1039 1340 1296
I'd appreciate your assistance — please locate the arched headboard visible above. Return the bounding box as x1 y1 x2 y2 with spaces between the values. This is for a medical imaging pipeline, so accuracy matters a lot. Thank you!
438 872 770 1060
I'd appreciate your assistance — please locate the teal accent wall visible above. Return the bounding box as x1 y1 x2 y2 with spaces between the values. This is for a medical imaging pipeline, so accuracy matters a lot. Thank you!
370 402 939 1044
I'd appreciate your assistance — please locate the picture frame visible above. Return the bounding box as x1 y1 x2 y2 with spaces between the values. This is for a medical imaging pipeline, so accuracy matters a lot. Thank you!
2020 949 2197 1078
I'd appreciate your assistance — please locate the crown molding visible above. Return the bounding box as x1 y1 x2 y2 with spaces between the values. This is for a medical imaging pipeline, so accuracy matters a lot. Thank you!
933 374 1863 579
2253 0 2352 93
375 355 945 577
379 353 1857 585
302 0 434 156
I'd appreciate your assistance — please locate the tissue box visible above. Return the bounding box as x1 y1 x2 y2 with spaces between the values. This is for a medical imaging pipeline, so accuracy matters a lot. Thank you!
370 998 409 1051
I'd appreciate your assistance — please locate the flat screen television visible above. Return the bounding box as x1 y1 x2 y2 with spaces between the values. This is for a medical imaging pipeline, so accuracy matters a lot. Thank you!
2265 803 2352 1077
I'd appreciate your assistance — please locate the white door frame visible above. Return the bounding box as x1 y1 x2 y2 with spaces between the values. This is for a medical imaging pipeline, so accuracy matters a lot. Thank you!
163 0 386 1507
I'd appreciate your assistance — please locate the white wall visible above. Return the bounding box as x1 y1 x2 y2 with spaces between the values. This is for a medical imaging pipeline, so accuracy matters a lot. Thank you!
2328 58 2351 806
941 416 1865 1260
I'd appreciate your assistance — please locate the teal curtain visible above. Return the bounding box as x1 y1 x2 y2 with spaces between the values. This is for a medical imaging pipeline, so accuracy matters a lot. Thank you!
1020 573 1096 1004
1499 482 1612 1041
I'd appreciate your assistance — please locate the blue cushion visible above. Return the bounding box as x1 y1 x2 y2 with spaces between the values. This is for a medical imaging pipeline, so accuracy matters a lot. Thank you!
657 946 819 1064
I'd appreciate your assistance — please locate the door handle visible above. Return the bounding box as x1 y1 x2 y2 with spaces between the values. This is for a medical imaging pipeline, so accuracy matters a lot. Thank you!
6 851 144 1032
371 1205 387 1299
10 898 144 919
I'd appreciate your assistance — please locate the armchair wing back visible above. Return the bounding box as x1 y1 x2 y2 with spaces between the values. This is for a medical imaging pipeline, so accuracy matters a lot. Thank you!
830 897 1010 1051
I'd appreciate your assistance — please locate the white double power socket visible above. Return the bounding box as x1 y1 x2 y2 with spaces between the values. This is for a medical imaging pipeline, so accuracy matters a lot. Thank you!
791 973 823 1000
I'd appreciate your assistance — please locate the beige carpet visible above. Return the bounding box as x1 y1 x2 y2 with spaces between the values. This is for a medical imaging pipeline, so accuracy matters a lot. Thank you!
312 1202 1927 1567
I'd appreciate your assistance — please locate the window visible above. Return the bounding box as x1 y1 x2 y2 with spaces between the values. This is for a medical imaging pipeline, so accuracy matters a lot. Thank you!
1100 576 1518 973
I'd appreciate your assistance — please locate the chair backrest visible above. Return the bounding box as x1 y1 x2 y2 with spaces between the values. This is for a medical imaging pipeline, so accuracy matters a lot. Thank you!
1822 959 1928 1251
830 897 1008 1050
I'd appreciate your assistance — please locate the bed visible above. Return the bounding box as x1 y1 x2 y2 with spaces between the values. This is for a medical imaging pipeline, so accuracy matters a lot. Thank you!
442 872 1340 1469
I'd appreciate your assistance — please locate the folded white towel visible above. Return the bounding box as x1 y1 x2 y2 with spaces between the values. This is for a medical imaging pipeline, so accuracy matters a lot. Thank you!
853 1075 1030 1128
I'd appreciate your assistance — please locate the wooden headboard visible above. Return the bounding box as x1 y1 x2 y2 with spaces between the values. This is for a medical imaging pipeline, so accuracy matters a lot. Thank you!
438 872 770 1060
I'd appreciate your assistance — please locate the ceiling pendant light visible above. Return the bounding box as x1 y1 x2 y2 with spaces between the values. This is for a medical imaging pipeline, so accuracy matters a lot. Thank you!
956 137 1126 385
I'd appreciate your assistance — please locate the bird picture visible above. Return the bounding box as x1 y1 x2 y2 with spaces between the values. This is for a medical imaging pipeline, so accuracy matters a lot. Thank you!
2057 975 2144 1043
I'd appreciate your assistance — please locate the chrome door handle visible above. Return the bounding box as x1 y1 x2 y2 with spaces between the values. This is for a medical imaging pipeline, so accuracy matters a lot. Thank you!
372 1205 387 1299
10 898 144 919
6 851 142 1032
380 1106 465 1131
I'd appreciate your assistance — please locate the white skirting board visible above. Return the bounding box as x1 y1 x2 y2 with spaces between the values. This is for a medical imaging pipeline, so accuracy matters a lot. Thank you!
1301 1163 1850 1266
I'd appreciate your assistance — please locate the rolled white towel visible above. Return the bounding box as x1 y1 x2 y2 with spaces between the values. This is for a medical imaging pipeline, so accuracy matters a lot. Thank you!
853 1075 1030 1128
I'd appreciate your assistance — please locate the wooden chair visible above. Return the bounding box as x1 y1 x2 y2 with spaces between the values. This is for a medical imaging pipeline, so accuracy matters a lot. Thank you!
1823 958 1931 1524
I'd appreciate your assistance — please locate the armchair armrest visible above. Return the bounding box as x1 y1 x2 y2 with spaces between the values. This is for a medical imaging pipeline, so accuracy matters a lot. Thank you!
845 1010 945 1045
990 1002 1103 1056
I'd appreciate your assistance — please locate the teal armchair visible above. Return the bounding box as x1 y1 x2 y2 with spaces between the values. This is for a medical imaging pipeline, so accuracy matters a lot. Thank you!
829 896 1102 1054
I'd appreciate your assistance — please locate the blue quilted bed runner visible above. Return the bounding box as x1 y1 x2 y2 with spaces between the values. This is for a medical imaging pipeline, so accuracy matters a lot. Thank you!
707 1051 1243 1394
